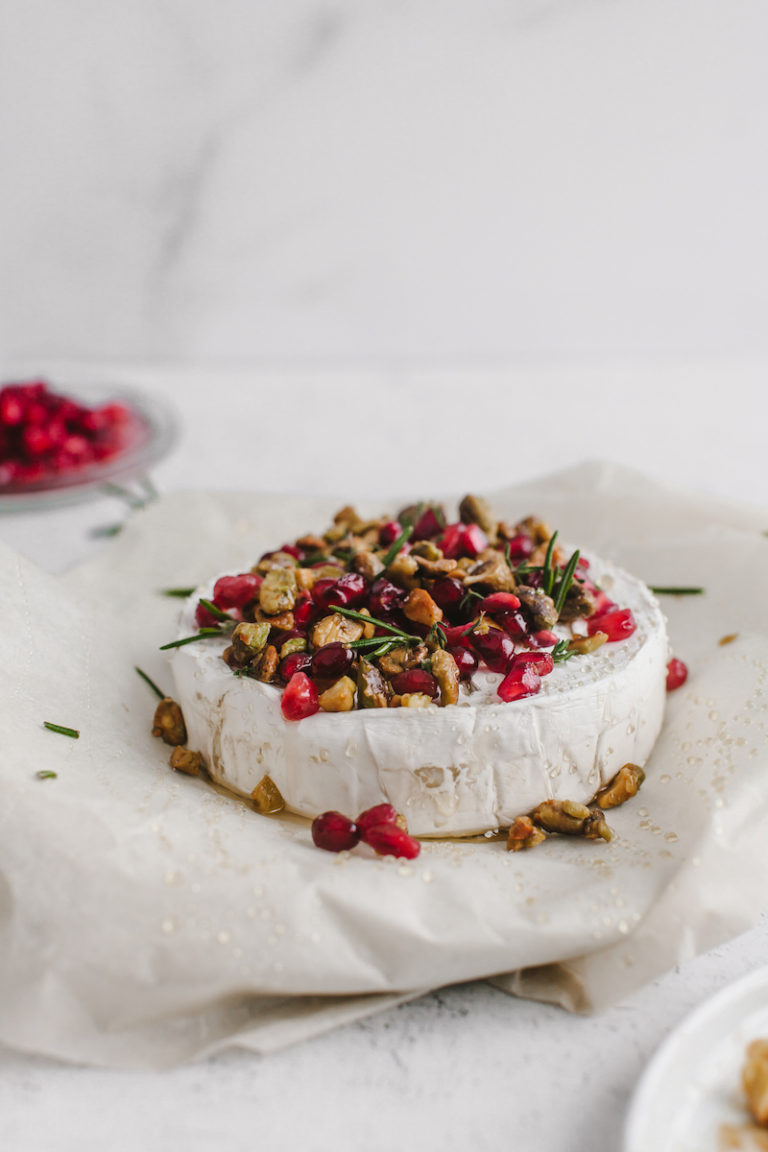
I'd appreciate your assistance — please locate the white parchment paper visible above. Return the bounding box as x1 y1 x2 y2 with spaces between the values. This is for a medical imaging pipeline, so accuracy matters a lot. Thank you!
1 462 767 1068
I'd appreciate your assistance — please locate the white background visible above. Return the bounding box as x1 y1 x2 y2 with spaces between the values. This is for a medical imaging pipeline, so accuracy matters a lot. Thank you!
2 2 768 1149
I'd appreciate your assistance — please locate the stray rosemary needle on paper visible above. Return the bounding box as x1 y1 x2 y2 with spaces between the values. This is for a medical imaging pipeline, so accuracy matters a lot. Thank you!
36 770 58 780
43 722 80 739
134 666 165 700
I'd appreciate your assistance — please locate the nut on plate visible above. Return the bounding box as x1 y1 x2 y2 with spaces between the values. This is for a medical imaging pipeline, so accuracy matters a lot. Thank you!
507 815 547 852
568 631 608 656
430 648 460 706
169 747 204 776
251 774 286 814
403 587 443 627
531 799 612 841
318 676 357 712
152 698 187 746
743 1039 768 1127
311 613 364 647
595 763 646 809
259 567 297 614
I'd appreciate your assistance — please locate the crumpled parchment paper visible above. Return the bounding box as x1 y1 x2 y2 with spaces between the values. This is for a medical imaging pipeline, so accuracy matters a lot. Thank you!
1 462 767 1068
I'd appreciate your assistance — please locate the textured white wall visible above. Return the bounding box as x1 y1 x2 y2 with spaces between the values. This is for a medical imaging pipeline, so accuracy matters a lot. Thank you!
1 0 767 364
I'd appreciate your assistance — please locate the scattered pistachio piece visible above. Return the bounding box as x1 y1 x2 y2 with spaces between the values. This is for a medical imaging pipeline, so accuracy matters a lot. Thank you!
169 747 204 776
251 774 286 814
152 698 187 746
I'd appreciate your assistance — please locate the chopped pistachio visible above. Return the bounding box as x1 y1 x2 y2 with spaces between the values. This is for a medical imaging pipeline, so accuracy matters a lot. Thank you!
318 676 357 712
169 747 204 776
403 587 443 627
259 567 297 614
152 698 187 747
399 692 434 708
595 763 645 809
357 657 389 708
506 815 547 852
431 648 460 706
251 774 285 814
311 613 364 648
568 631 608 656
231 621 271 663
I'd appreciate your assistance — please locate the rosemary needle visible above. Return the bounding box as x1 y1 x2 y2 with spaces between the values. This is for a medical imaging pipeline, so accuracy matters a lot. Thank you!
135 666 165 700
43 722 80 739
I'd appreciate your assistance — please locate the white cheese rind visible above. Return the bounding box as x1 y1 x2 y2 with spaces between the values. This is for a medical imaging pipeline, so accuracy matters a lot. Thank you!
170 558 668 837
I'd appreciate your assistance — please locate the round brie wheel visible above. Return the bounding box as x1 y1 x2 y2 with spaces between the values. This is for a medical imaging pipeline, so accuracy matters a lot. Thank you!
170 556 668 838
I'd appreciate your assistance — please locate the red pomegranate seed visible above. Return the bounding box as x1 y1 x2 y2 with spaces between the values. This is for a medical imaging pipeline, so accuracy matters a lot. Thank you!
431 576 465 614
587 608 636 642
311 811 361 852
498 664 542 702
213 573 262 609
412 506 445 540
463 523 488 557
311 642 355 679
279 652 313 681
391 669 439 699
477 592 521 614
195 600 221 628
591 590 616 615
280 543 302 559
281 672 319 720
22 424 51 456
313 573 367 610
470 628 516 673
434 623 473 648
498 610 528 640
379 520 402 546
509 651 554 676
0 390 24 426
294 594 319 628
363 822 421 859
504 533 534 561
368 578 406 617
312 578 337 607
449 645 478 679
357 803 399 836
666 658 688 691
441 522 488 559
530 629 558 648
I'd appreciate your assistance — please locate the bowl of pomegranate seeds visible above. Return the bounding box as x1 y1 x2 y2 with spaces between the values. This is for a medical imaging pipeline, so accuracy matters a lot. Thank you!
0 379 176 505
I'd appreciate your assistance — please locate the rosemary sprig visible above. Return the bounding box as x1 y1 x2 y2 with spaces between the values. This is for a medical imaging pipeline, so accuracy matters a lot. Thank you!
553 550 581 617
159 628 224 651
649 586 705 596
400 502 425 530
135 666 165 700
551 639 575 664
381 523 414 566
542 531 559 595
427 621 447 649
504 542 513 571
161 587 196 598
198 598 234 623
36 770 58 780
329 605 420 643
43 722 80 739
459 586 483 612
433 505 446 529
90 523 124 539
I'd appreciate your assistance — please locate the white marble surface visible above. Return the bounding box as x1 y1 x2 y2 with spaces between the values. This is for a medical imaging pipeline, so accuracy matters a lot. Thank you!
1 365 767 1151
1 1 768 364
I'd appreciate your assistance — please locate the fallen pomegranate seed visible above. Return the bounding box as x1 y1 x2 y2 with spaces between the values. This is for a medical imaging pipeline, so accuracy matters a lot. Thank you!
470 628 516 673
279 652 313 682
311 642 355 679
311 811 361 852
449 645 478 679
281 672 319 720
498 664 542 702
477 592 522 614
666 658 688 691
363 822 421 859
391 669 440 699
357 803 399 836
591 590 616 615
213 573 262 609
587 608 636 642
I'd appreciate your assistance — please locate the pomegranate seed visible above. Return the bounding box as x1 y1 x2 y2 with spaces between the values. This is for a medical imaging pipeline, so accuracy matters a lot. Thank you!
213 573 262 610
363 822 421 859
504 533 534 561
431 576 465 614
279 652 313 682
591 590 616 615
368 578 406 618
498 665 542 702
412 506 445 540
509 651 554 676
379 520 402 546
530 629 558 648
391 669 439 699
477 592 521 614
22 424 51 456
470 629 516 673
498 611 528 640
588 608 636 642
195 600 221 628
666 658 688 691
311 811 361 852
463 523 488 556
294 594 319 628
0 390 24 426
449 645 478 679
440 522 488 560
313 572 367 610
577 555 591 571
280 543 302 559
357 803 399 836
439 623 477 648
311 642 355 679
280 672 319 720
